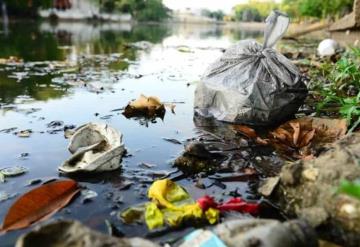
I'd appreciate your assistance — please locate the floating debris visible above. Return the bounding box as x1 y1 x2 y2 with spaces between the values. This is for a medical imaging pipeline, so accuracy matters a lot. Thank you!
162 138 182 145
0 191 17 202
81 189 98 203
59 123 125 173
16 130 32 138
123 94 166 119
1 166 28 177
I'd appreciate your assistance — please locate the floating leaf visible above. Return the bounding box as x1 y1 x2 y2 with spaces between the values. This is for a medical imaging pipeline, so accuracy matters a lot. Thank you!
123 94 166 118
0 180 79 233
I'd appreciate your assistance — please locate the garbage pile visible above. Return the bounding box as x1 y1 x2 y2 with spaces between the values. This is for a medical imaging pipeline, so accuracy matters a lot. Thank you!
194 11 307 125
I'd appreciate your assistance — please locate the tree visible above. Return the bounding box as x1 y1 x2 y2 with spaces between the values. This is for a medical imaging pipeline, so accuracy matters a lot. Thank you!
100 0 169 21
201 9 225 21
280 0 354 19
2 0 52 17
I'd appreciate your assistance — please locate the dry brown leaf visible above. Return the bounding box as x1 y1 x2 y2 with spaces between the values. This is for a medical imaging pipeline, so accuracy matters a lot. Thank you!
289 122 300 146
269 117 347 160
0 180 79 233
232 125 257 139
232 125 269 146
123 94 166 118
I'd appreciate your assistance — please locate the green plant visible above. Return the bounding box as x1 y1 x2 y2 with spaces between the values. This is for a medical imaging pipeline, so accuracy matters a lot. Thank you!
338 180 360 200
317 91 360 132
314 48 360 132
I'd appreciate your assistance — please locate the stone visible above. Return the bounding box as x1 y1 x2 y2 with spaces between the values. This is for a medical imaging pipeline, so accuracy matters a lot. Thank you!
15 220 159 247
213 219 318 247
273 133 360 246
330 0 360 31
258 177 280 197
317 39 340 57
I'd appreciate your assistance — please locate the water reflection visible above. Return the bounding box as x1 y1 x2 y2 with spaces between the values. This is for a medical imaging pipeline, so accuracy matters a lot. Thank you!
0 21 267 246
0 22 263 106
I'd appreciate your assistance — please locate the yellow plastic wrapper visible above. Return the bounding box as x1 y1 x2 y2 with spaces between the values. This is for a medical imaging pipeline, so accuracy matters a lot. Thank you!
146 179 219 228
123 179 220 229
148 179 191 210
205 208 220 224
145 202 164 229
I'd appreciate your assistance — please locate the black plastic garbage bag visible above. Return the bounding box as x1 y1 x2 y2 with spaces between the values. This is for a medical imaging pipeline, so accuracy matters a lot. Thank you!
194 11 307 125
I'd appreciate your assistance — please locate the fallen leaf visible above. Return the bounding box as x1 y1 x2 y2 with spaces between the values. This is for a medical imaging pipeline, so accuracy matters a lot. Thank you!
269 117 347 160
232 125 257 139
232 125 269 145
123 94 165 118
0 180 79 233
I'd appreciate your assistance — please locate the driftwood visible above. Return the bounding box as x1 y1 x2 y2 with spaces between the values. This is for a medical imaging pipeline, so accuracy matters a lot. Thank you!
285 22 330 38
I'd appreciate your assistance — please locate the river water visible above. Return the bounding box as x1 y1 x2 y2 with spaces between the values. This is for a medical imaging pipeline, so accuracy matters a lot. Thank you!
0 21 285 246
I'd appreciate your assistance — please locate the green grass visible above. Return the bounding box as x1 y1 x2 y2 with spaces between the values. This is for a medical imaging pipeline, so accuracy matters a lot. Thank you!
311 47 360 132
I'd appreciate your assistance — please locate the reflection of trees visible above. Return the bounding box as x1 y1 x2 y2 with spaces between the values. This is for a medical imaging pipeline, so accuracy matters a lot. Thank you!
0 72 70 104
0 22 63 61
0 21 171 104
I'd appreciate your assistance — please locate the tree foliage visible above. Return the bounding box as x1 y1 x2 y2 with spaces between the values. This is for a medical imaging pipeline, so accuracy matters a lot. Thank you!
201 9 225 21
280 0 354 19
100 0 169 21
233 0 279 22
2 0 52 17
232 0 354 21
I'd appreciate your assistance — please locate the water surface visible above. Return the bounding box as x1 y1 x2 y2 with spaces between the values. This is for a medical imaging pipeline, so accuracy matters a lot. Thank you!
0 21 276 246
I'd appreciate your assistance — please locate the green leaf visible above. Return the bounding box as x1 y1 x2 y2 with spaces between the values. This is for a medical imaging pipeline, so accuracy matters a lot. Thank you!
338 180 360 200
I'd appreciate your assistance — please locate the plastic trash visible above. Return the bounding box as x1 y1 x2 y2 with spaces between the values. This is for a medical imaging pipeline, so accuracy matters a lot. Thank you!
194 11 307 125
15 220 160 247
213 219 318 247
317 39 339 57
59 123 125 173
179 229 227 247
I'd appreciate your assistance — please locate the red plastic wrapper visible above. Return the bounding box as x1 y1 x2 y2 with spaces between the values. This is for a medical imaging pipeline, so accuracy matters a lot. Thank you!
197 196 259 215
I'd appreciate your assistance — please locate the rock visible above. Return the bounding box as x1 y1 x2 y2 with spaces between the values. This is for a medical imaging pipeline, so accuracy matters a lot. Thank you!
280 162 302 186
173 141 226 174
15 220 159 247
273 133 360 246
59 123 125 173
258 177 280 197
330 0 360 31
317 39 340 57
213 219 318 247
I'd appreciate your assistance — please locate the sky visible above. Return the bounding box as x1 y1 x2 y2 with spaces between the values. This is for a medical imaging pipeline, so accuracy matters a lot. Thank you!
163 0 249 13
